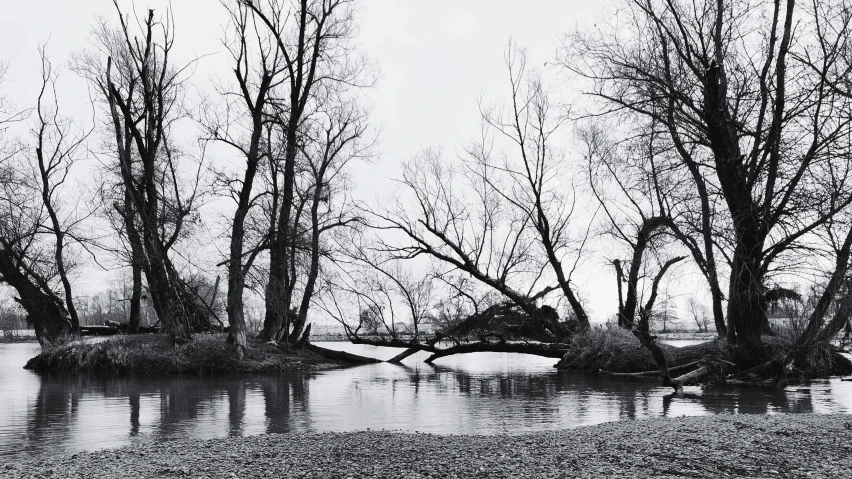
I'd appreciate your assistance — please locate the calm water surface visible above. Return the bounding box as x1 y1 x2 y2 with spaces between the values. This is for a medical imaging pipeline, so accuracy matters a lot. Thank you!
1 341 851 462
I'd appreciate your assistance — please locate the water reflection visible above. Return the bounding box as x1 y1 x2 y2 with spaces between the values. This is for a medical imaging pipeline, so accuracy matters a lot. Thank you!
0 342 850 462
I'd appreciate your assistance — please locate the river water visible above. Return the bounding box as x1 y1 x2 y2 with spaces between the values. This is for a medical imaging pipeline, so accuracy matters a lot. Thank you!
1 341 851 462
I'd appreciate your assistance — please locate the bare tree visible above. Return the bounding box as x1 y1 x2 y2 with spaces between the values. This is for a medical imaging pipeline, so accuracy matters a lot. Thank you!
32 47 90 333
77 3 206 343
0 61 73 345
563 0 852 367
687 296 709 333
370 148 560 331
582 121 729 337
634 256 685 384
287 98 369 345
204 0 289 357
470 45 592 331
318 251 570 363
237 0 367 344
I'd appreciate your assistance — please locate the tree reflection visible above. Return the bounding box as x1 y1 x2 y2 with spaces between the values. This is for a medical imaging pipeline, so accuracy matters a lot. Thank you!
225 380 245 436
26 373 82 456
259 372 308 434
16 360 823 462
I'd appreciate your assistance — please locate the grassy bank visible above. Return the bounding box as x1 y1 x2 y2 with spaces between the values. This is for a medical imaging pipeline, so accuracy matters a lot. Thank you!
24 334 344 374
10 414 852 478
556 328 730 373
557 328 852 378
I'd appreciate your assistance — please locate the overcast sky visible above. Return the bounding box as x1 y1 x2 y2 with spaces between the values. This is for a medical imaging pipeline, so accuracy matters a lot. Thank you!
0 0 600 160
0 1 679 323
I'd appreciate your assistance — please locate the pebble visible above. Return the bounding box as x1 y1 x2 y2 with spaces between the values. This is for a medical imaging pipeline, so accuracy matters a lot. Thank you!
9 414 852 478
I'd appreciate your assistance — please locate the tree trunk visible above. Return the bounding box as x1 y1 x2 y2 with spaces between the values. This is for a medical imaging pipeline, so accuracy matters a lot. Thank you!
634 311 671 386
225 143 262 356
0 253 71 346
619 217 668 329
289 184 322 345
259 249 285 341
36 146 79 333
139 223 192 343
686 163 728 339
423 341 569 363
124 188 144 334
127 261 142 334
703 59 768 366
709 279 726 338
261 120 300 343
226 278 248 358
726 243 768 367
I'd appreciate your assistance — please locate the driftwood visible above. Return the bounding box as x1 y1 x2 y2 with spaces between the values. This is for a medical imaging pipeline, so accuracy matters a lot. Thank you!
600 360 701 377
671 365 713 394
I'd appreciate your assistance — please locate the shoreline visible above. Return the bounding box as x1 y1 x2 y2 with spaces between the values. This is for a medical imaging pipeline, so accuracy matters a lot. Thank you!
10 414 852 478
23 334 348 375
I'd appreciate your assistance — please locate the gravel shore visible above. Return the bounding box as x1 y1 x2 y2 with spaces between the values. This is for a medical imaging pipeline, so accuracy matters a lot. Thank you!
9 414 852 478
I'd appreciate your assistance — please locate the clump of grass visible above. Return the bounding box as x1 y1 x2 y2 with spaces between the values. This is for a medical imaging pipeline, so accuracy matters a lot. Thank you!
556 326 729 373
773 339 852 380
25 333 341 374
760 327 852 378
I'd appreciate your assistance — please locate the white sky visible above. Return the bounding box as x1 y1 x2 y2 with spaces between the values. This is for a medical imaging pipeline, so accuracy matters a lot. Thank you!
0 1 705 324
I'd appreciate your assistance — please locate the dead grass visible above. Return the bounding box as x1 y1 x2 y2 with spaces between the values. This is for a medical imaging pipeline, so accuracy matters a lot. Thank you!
24 333 343 374
556 327 730 373
557 327 852 378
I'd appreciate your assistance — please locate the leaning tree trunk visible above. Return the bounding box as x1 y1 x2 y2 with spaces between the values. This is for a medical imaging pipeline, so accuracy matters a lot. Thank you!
140 229 192 343
785 227 852 373
37 165 79 332
633 256 684 386
635 309 671 385
0 253 71 346
288 184 322 346
21 290 71 347
617 217 668 329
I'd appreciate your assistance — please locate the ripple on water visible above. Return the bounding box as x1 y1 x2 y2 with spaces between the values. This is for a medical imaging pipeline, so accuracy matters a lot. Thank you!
1 341 850 462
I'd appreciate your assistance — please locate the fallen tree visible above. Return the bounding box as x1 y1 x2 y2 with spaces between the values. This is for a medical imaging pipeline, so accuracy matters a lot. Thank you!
345 304 573 364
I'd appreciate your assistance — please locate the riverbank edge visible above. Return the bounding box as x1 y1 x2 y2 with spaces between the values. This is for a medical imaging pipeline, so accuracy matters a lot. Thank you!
9 414 851 478
23 333 348 374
